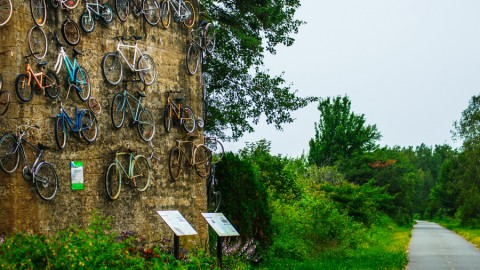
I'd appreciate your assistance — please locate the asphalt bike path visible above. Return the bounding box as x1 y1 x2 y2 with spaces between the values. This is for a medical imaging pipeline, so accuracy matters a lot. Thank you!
407 220 480 270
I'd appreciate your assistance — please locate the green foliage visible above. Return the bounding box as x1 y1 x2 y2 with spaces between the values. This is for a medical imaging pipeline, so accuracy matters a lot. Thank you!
215 152 271 247
200 0 316 140
308 95 381 166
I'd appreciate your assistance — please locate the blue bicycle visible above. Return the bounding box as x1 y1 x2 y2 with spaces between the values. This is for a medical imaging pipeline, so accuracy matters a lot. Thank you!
53 33 91 101
54 89 98 149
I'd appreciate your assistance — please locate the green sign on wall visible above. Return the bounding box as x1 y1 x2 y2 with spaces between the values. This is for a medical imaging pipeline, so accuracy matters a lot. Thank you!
71 161 84 190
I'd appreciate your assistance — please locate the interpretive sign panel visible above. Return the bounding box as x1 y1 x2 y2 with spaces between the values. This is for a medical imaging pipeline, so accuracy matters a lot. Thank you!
70 161 84 190
202 213 240 237
157 211 197 236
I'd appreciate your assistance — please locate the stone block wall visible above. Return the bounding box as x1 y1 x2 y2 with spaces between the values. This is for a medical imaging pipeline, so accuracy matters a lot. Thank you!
0 0 207 248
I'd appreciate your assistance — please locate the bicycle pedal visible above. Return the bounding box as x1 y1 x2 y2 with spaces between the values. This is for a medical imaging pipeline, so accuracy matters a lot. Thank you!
22 166 31 181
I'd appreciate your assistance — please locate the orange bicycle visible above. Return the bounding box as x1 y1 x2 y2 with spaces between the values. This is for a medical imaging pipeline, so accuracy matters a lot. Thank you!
163 90 196 133
15 52 60 103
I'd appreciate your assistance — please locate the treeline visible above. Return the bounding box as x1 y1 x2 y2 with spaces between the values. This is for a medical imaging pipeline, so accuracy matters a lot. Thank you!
214 95 480 263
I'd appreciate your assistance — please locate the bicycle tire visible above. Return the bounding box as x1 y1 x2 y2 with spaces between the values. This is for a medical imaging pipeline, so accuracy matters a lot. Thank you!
63 0 80 9
34 162 58 201
44 70 60 99
111 93 126 128
204 23 216 53
88 97 102 115
163 104 172 133
102 52 123 85
100 3 114 24
207 183 221 212
0 133 19 173
80 110 98 143
62 19 81 46
137 108 155 142
54 117 67 149
80 12 95 33
28 25 48 60
137 54 156 85
181 106 196 133
115 0 129 22
182 0 195 28
30 0 47 27
159 0 170 29
132 155 150 191
208 139 224 164
142 0 160 26
50 0 58 8
194 144 211 177
15 74 34 103
105 162 121 200
0 90 10 116
168 147 182 181
0 0 12 27
186 43 200 75
74 67 91 101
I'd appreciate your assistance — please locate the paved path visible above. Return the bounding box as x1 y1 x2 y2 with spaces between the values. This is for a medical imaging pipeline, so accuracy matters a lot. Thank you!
407 221 480 270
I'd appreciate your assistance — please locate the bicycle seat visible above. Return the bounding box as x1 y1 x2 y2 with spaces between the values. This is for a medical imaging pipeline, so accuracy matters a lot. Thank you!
175 97 185 103
133 35 142 41
73 48 82 57
37 61 48 67
38 143 50 151
136 91 146 98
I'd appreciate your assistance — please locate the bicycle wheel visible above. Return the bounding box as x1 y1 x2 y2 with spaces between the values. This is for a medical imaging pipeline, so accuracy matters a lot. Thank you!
80 110 98 143
207 182 221 212
181 106 196 133
115 0 129 22
102 52 123 85
62 19 81 46
54 117 67 149
88 97 102 115
137 54 156 86
105 162 121 200
132 155 150 191
168 147 182 181
15 74 34 103
44 70 60 99
163 104 172 133
30 0 47 27
159 0 170 29
186 43 200 75
34 162 58 200
137 108 155 142
80 12 95 33
182 0 195 28
63 0 79 9
100 4 114 24
0 90 10 116
194 144 211 177
74 67 91 101
207 139 224 164
142 0 160 26
0 0 12 26
0 133 19 173
28 26 48 60
204 23 216 53
111 93 126 128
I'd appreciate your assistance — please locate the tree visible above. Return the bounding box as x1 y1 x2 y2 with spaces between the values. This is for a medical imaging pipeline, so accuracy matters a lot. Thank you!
308 95 381 166
200 0 316 140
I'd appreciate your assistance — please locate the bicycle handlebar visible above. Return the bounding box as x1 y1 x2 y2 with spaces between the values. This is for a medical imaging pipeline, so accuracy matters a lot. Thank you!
17 124 39 135
23 52 39 59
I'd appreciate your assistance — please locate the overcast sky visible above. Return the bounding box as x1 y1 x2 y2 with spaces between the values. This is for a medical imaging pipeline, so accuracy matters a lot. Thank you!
224 0 480 157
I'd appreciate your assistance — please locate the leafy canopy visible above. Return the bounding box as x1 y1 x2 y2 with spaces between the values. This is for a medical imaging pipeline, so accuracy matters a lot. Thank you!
308 95 381 166
200 0 316 140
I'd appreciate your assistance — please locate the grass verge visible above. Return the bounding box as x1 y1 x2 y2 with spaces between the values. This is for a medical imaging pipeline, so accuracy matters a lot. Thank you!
435 218 480 248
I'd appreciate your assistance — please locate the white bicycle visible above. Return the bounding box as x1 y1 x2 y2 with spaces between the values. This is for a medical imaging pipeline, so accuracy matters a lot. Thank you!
79 0 114 33
101 35 156 86
160 0 195 29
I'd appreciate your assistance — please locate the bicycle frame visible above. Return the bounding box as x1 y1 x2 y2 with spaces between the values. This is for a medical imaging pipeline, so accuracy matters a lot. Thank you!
116 41 146 72
113 152 135 179
117 89 143 122
86 0 103 16
168 0 190 20
54 47 80 82
57 106 89 134
10 130 44 176
24 63 45 89
176 140 198 166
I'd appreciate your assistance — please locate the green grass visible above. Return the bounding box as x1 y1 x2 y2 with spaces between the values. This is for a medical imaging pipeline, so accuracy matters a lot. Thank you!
435 218 480 248
259 222 411 270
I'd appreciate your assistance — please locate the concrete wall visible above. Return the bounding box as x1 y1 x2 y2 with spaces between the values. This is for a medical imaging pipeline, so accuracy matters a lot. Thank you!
0 0 207 248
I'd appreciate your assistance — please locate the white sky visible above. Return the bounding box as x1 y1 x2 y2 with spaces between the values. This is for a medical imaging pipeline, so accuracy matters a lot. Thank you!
224 0 480 157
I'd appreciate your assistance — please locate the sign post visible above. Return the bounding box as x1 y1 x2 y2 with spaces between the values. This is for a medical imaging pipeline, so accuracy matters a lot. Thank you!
157 211 197 260
202 213 240 268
